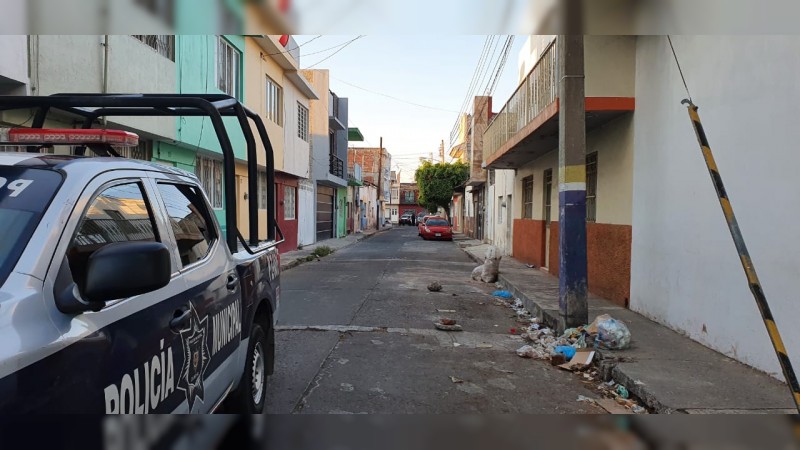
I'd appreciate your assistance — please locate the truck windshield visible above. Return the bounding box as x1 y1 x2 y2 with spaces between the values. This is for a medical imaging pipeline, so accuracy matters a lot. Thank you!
0 166 63 286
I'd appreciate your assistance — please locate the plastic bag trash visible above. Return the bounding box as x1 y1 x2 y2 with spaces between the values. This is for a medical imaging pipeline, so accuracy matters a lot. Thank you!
616 385 630 399
595 317 632 350
516 345 536 358
554 345 576 360
632 405 646 414
576 395 595 403
492 290 513 299
587 314 613 335
574 333 587 349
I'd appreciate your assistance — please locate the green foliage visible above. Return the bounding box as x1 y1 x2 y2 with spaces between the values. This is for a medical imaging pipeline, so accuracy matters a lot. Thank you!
414 161 469 212
312 245 334 257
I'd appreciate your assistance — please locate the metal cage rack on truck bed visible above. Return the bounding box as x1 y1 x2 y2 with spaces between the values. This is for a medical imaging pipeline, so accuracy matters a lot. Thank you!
0 93 283 254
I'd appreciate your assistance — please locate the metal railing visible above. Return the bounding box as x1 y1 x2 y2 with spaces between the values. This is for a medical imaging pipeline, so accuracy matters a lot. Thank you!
484 39 558 162
329 154 344 178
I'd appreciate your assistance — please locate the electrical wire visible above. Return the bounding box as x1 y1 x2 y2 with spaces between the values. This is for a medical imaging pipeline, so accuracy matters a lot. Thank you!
261 35 322 57
449 36 495 144
667 35 693 102
332 76 460 114
304 36 365 69
483 36 515 96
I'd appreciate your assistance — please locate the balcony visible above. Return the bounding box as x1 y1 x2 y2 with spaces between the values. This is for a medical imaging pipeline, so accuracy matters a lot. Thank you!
330 154 344 179
484 36 635 169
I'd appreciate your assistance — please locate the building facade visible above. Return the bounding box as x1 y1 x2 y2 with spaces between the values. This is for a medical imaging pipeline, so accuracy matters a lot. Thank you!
349 146 392 227
302 69 349 241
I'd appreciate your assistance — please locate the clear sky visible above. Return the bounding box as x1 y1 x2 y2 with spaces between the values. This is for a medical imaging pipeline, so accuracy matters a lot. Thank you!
295 35 526 182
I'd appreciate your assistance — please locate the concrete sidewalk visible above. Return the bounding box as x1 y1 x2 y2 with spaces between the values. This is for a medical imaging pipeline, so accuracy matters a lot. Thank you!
280 226 391 271
456 235 795 414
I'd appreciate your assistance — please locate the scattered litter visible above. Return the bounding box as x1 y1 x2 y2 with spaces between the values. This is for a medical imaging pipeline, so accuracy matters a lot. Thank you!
427 281 443 292
558 348 595 371
632 405 646 414
554 345 577 360
476 343 493 349
492 290 513 299
449 376 464 384
596 398 633 415
478 302 485 305
525 264 536 269
337 358 349 365
616 385 630 399
437 309 456 313
516 345 544 359
340 383 354 392
453 342 462 347
530 317 540 325
493 324 499 327
435 322 463 332
509 328 517 335
576 395 595 403
550 354 567 366
583 373 592 379
634 380 645 385
371 340 384 345
595 317 632 350
587 314 612 335
439 318 457 325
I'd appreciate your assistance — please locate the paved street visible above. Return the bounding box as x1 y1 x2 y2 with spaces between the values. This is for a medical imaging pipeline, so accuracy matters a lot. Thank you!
266 226 604 414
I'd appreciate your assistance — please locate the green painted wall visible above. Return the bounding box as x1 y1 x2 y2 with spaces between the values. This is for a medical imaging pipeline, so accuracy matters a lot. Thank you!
152 34 247 236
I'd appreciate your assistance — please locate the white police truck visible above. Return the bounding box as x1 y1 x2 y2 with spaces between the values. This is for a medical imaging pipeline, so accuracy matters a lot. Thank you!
0 94 283 413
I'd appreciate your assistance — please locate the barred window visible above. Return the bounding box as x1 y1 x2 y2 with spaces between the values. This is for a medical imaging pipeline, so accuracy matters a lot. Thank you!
216 37 241 98
195 154 223 209
266 75 283 125
116 140 152 161
131 35 175 61
543 169 553 225
297 102 309 141
284 186 296 220
586 152 598 222
522 175 533 219
489 169 495 185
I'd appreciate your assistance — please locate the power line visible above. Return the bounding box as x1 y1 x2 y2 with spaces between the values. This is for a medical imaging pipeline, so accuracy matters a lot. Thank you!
261 35 322 57
483 36 515 96
331 76 460 113
304 36 365 69
449 36 494 145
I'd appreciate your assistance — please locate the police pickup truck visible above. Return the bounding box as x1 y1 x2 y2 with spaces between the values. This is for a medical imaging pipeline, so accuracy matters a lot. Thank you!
0 94 282 414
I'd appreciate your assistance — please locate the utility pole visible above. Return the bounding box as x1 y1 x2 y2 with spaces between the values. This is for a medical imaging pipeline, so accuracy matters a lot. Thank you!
557 1 588 330
378 137 383 228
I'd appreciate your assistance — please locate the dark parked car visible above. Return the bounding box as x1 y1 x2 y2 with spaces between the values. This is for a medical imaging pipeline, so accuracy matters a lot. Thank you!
399 212 414 225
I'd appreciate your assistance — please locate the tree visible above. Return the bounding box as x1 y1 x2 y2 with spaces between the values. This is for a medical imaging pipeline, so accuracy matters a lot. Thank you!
414 160 469 219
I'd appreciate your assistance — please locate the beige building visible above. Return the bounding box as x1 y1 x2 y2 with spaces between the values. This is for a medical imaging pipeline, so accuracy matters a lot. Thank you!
483 35 636 306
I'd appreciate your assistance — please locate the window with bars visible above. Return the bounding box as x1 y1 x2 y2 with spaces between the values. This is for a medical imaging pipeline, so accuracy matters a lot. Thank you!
297 102 309 141
543 169 553 225
257 171 268 209
265 75 282 126
116 140 152 161
586 152 598 222
522 175 533 219
195 154 223 209
403 191 415 203
131 35 175 61
489 169 495 185
283 185 296 220
216 37 241 98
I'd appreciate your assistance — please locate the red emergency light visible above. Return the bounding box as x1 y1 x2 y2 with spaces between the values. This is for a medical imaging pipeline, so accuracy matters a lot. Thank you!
0 128 139 147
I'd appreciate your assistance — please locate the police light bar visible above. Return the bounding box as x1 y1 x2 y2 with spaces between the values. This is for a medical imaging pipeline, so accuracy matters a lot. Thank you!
0 128 139 146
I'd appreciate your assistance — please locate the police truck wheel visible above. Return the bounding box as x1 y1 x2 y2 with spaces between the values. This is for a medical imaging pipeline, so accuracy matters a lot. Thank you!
229 323 268 413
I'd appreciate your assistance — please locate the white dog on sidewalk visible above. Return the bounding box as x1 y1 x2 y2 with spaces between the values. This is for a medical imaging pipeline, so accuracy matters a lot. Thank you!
471 245 501 283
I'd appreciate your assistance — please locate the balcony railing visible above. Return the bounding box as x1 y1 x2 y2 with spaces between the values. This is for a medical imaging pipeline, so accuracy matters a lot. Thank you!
329 154 344 178
484 40 557 162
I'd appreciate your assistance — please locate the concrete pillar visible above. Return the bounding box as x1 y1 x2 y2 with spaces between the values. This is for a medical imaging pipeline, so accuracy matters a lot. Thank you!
557 33 588 330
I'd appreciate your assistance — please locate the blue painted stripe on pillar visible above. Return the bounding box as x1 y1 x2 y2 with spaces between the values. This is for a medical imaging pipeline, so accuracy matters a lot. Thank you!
558 189 588 319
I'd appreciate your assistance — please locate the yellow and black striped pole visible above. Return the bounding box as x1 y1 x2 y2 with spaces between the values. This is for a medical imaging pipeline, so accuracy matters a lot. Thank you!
683 99 800 414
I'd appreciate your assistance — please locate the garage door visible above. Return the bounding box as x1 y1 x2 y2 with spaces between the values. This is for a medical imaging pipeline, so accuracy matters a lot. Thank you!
316 185 334 241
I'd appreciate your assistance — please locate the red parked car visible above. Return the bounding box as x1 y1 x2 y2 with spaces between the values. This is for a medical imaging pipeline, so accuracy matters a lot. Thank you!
420 217 453 241
417 214 439 236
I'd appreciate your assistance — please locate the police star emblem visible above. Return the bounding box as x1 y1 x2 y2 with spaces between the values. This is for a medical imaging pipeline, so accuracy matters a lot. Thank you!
177 303 210 411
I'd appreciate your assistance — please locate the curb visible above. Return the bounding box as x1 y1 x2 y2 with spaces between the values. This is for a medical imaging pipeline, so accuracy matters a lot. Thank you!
458 243 670 414
279 227 391 272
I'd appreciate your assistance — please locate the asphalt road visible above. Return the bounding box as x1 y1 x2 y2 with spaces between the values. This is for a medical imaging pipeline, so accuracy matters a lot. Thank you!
265 226 603 414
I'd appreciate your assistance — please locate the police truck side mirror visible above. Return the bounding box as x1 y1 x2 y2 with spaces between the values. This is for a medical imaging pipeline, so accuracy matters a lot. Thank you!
83 242 172 304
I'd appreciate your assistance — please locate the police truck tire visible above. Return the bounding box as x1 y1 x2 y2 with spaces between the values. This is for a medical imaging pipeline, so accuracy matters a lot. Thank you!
229 323 268 413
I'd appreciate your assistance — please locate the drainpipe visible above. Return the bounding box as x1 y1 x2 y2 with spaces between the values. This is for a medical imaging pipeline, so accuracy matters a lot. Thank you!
102 35 109 127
